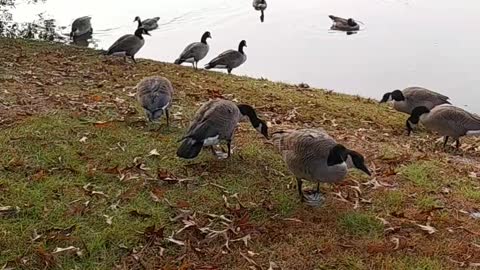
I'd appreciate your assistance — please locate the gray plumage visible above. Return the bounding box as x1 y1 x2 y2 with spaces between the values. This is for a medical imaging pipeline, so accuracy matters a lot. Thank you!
381 87 450 114
174 31 211 69
134 16 160 31
328 15 360 31
107 28 150 63
272 129 371 206
177 99 268 159
407 104 480 149
71 16 92 37
136 76 174 125
205 40 247 74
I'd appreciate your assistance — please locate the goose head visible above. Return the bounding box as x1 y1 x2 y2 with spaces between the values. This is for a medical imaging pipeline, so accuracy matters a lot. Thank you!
347 18 357 26
348 150 371 176
238 40 247 53
134 16 141 22
380 89 404 103
255 119 269 139
201 31 212 43
328 144 371 176
406 106 430 135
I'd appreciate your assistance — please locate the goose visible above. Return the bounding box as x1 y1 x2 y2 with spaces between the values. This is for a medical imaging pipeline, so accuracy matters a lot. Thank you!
205 40 247 74
328 15 360 31
174 31 212 69
70 16 92 38
380 87 450 114
406 104 480 149
272 129 371 206
136 76 174 126
252 0 267 22
177 99 269 159
134 16 160 31
106 27 150 63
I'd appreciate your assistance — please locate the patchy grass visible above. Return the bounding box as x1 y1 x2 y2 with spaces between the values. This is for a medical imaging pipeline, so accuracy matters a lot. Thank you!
1 37 480 269
338 212 383 238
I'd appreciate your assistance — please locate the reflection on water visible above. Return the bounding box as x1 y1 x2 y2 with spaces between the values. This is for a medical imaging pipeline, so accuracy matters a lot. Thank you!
71 32 92 47
8 0 480 113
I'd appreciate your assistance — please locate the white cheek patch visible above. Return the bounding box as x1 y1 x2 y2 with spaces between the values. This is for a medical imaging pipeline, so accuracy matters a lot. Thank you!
256 124 263 133
203 135 220 146
161 102 170 110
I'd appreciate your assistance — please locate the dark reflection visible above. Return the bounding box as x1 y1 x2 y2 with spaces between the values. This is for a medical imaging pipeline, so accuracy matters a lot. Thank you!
252 0 267 23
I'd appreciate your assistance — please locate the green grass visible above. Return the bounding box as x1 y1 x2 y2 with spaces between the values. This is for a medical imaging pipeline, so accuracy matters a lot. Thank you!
338 212 383 238
0 37 479 269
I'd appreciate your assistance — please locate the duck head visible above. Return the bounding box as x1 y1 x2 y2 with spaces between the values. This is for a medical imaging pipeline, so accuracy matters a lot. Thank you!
406 106 430 136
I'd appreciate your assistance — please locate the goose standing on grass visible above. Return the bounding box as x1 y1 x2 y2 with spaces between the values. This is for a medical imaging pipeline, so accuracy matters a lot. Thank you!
205 40 247 74
380 87 450 114
272 129 371 206
136 76 174 126
253 0 267 22
177 99 269 160
406 105 480 149
134 16 160 31
70 16 92 38
106 27 150 63
328 15 360 31
174 31 212 69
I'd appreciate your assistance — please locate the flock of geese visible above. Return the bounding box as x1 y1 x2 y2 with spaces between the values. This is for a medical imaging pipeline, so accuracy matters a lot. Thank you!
67 3 480 207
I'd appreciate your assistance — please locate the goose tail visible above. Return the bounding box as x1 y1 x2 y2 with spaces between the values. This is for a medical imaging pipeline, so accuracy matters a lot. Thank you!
176 138 204 159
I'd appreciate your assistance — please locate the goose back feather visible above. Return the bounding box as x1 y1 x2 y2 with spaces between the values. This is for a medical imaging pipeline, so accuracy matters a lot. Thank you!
136 76 174 122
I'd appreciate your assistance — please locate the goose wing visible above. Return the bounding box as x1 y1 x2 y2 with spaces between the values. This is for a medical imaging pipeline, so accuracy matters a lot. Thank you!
178 42 208 61
136 77 173 112
328 15 348 24
107 34 142 54
207 50 244 68
405 87 450 103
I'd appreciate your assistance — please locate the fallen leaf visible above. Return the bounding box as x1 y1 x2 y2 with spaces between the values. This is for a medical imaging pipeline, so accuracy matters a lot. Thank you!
0 206 20 218
144 224 164 242
52 246 82 257
416 223 437 234
148 149 160 157
103 215 113 225
129 210 152 219
79 136 88 143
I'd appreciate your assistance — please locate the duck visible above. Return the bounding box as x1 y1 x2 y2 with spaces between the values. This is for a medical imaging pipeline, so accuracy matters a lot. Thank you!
136 76 174 126
380 87 450 114
177 99 269 160
328 15 360 31
205 40 247 74
106 27 150 63
272 129 371 206
252 0 267 22
406 104 480 149
134 16 160 31
70 16 92 38
174 31 212 69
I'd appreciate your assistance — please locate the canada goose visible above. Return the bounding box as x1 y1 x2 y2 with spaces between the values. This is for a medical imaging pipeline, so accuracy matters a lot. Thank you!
134 16 160 31
177 99 269 159
174 31 212 69
328 15 360 31
252 0 267 22
205 40 247 74
136 76 174 126
106 27 150 63
272 129 371 206
70 16 92 38
380 87 450 114
406 104 480 149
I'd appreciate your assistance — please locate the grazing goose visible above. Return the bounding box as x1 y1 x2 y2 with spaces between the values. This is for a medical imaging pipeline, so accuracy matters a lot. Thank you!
106 27 150 63
328 15 360 31
252 0 267 22
406 104 480 149
272 129 371 206
177 99 269 159
205 40 247 74
174 31 212 69
136 76 174 126
380 87 450 114
134 16 160 31
70 16 92 38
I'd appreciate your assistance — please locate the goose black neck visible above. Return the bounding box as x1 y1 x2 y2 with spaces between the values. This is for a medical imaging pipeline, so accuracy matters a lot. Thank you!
134 29 144 39
238 43 246 54
237 104 261 127
327 144 348 166
201 33 209 44
137 20 142 28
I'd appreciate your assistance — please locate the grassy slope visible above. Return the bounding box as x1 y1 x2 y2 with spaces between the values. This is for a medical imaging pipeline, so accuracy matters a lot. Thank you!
1 38 480 269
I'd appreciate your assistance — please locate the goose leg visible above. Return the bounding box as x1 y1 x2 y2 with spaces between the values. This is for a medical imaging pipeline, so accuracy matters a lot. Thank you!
296 178 304 199
227 68 232 74
443 136 449 148
227 140 232 158
456 139 461 149
165 109 170 127
131 55 137 64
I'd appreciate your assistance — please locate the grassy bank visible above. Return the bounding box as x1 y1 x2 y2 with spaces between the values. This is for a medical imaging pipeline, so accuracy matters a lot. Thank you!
1 38 480 269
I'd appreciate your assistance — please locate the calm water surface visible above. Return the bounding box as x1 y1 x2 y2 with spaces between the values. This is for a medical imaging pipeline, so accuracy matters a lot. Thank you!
12 0 480 112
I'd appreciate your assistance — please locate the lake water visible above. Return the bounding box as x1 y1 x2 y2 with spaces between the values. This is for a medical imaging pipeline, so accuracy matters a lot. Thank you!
11 0 480 113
